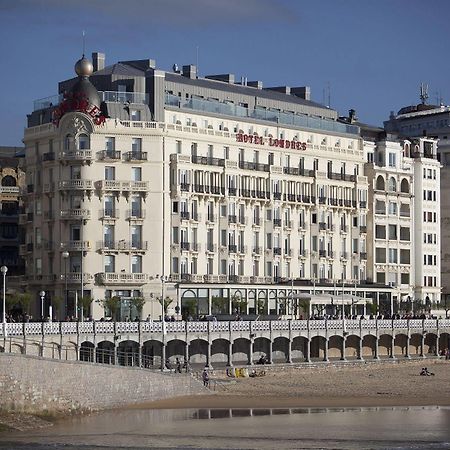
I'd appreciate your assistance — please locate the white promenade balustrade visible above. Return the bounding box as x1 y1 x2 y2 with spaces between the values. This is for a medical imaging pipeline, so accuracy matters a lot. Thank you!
5 318 450 337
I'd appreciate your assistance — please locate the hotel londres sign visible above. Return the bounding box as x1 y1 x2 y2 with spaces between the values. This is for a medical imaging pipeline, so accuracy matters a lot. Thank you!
236 132 307 150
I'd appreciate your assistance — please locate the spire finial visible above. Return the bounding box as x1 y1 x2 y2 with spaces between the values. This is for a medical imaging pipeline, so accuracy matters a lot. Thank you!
82 30 86 57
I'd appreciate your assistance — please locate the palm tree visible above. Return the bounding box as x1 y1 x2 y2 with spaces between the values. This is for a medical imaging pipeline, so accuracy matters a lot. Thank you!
96 296 121 321
129 296 146 320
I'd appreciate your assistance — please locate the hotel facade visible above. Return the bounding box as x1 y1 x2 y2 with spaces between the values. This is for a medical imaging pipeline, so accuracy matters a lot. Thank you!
20 54 441 320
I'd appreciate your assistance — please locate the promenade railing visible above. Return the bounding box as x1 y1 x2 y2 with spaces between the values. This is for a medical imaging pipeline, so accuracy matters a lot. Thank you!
3 318 450 338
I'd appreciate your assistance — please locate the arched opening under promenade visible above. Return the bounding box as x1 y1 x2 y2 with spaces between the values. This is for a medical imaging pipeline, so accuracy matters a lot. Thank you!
166 339 185 362
345 334 360 360
362 335 376 358
80 341 94 362
310 335 326 360
189 338 208 366
232 337 250 365
328 335 344 360
439 332 450 354
272 336 289 363
211 338 230 367
142 340 162 368
424 333 438 356
117 340 140 366
410 334 423 357
291 336 308 362
96 340 115 364
253 337 271 363
394 334 408 357
378 334 392 357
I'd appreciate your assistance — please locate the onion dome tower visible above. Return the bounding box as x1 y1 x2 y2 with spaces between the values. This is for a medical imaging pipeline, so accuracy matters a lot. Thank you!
70 54 101 109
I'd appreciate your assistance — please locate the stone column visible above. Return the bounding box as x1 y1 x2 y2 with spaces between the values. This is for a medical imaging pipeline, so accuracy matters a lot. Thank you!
305 338 311 362
323 338 329 362
287 339 292 364
435 334 440 356
340 336 346 361
161 342 166 371
405 335 410 358
358 336 364 360
374 336 379 360
185 341 190 368
206 341 212 369
268 339 273 364
421 334 426 358
227 340 233 367
390 334 395 359
248 339 253 365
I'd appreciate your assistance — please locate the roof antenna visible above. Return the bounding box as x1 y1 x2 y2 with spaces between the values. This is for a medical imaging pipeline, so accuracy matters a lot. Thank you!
196 45 199 77
420 82 428 105
82 30 86 57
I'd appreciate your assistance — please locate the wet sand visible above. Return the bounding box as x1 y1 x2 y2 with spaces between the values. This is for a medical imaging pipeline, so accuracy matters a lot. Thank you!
139 359 450 410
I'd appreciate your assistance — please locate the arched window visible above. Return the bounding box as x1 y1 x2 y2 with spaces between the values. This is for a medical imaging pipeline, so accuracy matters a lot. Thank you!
375 175 385 190
78 134 90 150
400 178 410 193
403 143 410 157
1 175 16 187
388 177 397 192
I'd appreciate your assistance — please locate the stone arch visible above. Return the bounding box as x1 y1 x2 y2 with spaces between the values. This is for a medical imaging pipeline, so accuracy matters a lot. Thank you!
376 175 385 190
409 333 423 356
272 336 289 362
438 332 450 354
142 339 163 368
232 337 250 364
189 338 208 365
248 290 256 314
166 339 186 362
257 290 268 315
424 333 438 356
394 333 408 357
42 341 61 359
292 336 308 361
253 336 271 363
378 334 392 357
80 341 94 362
211 338 230 366
328 335 343 359
400 178 410 193
268 290 277 315
117 340 140 366
96 340 115 364
10 343 24 355
181 289 198 320
346 334 360 359
310 335 326 359
61 341 78 361
362 334 376 358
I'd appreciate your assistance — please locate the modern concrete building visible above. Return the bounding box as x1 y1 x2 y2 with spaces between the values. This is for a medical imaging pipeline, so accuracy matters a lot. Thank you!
21 53 441 320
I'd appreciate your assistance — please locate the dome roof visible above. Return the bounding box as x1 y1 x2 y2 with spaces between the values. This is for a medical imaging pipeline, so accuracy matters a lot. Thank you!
71 77 101 109
75 55 94 77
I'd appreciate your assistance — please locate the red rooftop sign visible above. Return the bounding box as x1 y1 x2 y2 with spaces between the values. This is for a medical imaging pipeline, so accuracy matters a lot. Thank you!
236 132 307 150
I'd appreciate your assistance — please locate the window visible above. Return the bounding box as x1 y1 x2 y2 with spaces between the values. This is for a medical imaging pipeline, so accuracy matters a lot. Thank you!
131 256 142 273
105 166 115 180
131 167 142 181
388 177 397 192
172 257 179 274
388 224 397 240
131 225 142 247
375 225 386 239
104 225 114 247
105 137 115 152
388 202 397 215
388 248 397 263
375 248 386 263
78 134 90 150
132 138 142 153
172 201 179 213
176 140 182 154
105 255 115 273
388 153 396 167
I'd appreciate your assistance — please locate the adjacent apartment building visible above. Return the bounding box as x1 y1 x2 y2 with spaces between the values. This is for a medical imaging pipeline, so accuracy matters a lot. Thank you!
20 53 441 320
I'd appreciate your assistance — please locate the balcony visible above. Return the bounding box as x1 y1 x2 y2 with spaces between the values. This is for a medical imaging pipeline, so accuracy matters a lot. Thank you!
228 215 237 224
360 252 367 260
191 213 201 222
238 216 247 226
319 250 327 258
0 186 20 195
96 272 149 285
340 225 349 233
239 161 270 172
42 152 55 162
253 217 261 226
341 252 348 260
97 150 121 160
228 187 237 196
273 247 282 256
283 220 293 229
298 249 308 258
60 272 94 283
58 150 92 162
127 209 146 220
206 214 217 223
252 246 262 255
360 225 367 233
180 183 190 192
228 244 237 253
191 155 225 167
95 180 122 191
181 242 190 251
123 151 148 161
273 218 282 227
60 240 91 251
58 180 92 191
99 209 119 219
60 209 91 220
283 167 308 177
359 201 367 209
180 211 190 220
205 244 217 253
237 245 247 255
43 182 56 194
319 222 327 231
273 192 282 200
125 181 149 193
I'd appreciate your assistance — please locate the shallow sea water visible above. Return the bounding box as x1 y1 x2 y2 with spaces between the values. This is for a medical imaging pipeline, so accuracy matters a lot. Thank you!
0 406 449 449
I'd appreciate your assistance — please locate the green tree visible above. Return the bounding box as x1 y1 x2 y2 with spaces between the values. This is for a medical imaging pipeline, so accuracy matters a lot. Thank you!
158 296 173 315
51 295 64 319
182 299 197 320
256 298 267 315
212 295 228 315
129 296 146 320
366 301 378 316
79 295 93 320
17 292 32 315
231 294 248 315
97 296 121 320
298 298 310 317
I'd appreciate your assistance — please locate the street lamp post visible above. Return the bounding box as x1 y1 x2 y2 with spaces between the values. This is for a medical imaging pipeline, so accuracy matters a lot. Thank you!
1 266 8 337
39 290 45 321
62 251 69 319
160 275 168 333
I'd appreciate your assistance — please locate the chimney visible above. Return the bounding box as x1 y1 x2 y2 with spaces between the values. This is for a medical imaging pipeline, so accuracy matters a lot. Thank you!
182 64 197 79
247 80 263 89
92 52 105 72
291 86 311 101
266 86 291 95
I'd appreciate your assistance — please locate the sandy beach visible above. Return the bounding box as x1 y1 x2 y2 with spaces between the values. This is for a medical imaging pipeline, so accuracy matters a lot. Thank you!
142 359 450 410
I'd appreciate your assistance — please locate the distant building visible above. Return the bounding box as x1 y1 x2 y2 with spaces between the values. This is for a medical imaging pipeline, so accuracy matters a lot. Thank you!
0 146 25 278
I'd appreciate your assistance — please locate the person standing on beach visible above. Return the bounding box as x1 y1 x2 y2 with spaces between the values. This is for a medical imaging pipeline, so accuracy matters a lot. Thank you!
202 368 209 387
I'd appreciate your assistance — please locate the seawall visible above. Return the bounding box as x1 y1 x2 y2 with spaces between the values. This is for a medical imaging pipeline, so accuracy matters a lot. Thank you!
0 353 205 414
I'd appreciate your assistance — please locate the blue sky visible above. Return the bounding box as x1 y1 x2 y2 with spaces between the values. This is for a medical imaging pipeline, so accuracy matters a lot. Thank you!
1 0 450 146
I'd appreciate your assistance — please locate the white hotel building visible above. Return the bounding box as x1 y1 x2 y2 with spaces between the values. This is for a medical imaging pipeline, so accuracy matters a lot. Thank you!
21 54 441 320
